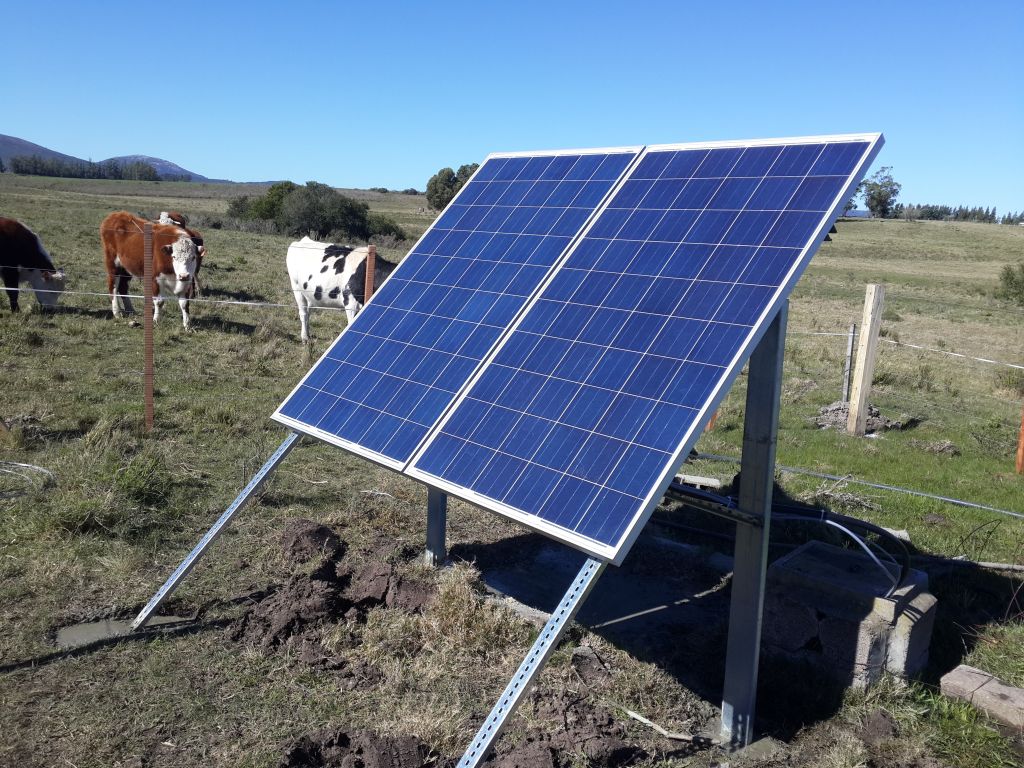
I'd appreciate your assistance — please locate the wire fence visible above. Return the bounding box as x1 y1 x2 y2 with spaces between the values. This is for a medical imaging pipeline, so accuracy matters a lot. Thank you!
17 283 1024 374
5 274 1023 503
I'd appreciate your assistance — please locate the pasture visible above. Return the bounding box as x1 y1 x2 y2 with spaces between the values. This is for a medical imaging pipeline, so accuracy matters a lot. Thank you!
1 173 1022 767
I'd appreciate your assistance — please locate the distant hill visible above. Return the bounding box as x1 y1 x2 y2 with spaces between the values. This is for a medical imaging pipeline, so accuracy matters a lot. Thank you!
0 134 84 166
0 133 225 182
101 154 215 182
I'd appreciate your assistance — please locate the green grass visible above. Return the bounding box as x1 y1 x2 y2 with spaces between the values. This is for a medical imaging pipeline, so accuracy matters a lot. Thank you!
2 175 1022 766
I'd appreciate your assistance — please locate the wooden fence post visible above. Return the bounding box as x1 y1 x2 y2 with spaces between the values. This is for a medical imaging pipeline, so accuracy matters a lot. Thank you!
143 223 154 433
364 244 377 304
847 284 885 436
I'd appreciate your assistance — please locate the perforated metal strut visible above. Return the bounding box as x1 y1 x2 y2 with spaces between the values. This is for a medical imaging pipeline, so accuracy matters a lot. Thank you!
130 432 301 631
458 556 607 767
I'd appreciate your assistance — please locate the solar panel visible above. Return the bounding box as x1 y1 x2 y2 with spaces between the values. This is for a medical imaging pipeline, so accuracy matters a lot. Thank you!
272 147 641 467
407 134 882 562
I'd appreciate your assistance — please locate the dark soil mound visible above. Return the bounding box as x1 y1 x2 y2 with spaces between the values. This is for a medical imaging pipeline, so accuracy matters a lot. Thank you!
281 518 344 564
487 691 645 768
227 521 436 649
344 561 436 614
227 575 344 648
279 728 439 768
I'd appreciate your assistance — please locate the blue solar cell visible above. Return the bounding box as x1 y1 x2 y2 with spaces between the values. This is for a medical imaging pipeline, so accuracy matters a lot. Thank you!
274 148 641 464
410 136 879 561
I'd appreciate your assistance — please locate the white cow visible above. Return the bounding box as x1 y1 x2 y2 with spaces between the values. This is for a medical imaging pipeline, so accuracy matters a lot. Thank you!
286 236 396 343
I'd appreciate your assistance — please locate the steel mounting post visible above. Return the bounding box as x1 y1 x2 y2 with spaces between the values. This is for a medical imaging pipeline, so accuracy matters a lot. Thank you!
720 303 787 748
425 487 448 566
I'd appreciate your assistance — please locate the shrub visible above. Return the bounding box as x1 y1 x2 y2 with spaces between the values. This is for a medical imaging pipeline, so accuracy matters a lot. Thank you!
367 212 406 240
995 263 1024 306
280 182 371 240
994 367 1024 397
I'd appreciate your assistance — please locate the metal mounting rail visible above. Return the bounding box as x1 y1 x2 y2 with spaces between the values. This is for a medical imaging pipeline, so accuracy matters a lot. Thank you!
458 556 607 767
665 482 764 527
130 432 301 631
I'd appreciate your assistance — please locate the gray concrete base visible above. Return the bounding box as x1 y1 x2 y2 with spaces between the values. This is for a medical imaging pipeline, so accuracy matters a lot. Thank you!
941 664 1024 728
762 541 937 688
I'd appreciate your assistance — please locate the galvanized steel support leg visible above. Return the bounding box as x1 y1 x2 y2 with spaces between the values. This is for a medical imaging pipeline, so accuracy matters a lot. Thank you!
425 487 447 566
458 557 607 767
720 304 787 748
130 432 302 631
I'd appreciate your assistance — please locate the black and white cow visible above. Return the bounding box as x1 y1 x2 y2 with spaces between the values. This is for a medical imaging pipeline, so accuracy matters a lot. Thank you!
0 217 66 312
286 236 397 342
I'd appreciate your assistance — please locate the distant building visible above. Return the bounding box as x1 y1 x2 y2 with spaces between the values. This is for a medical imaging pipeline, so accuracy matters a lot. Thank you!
840 209 872 218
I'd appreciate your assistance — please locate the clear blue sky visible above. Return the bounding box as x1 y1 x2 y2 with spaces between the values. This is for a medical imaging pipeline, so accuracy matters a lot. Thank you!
4 1 1021 213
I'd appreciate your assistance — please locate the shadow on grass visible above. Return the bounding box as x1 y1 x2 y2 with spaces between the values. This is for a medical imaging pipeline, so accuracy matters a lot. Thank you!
0 586 277 675
200 286 270 304
450 479 1023 743
55 305 116 321
0 617 232 675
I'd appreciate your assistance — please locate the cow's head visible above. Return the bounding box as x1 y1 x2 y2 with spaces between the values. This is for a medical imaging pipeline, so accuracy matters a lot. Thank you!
163 235 199 296
25 266 66 309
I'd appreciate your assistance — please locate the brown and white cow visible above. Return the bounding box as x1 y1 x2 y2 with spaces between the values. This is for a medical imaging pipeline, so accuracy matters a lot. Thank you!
100 211 201 329
158 211 206 296
286 236 397 343
0 217 66 312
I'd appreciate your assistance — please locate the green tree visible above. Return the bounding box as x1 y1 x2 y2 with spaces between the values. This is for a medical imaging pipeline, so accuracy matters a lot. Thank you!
857 166 902 218
425 162 479 210
279 181 372 240
250 181 298 222
426 167 457 210
227 195 252 218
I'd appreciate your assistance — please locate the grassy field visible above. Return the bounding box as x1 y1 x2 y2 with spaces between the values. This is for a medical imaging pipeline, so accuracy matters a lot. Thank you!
1 174 1022 767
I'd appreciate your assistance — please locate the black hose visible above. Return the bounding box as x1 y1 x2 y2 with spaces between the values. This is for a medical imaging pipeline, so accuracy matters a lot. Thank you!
665 482 912 594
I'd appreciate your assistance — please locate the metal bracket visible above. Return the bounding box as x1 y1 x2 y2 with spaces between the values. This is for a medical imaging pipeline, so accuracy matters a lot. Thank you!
458 556 607 767
130 431 301 631
665 482 763 527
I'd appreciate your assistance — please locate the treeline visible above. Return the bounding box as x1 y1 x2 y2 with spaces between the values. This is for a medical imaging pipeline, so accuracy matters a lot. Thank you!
228 181 407 241
2 154 171 181
902 203 1022 225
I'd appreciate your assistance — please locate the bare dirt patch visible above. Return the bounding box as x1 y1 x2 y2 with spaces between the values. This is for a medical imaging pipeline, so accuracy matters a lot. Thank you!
226 520 436 651
485 691 646 768
814 401 902 432
281 518 344 563
278 728 442 768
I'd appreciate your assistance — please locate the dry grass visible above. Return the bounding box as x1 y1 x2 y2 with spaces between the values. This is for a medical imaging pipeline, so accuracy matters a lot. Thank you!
2 176 1022 767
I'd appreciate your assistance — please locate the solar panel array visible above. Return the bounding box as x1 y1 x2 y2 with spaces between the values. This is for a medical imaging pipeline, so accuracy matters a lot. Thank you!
276 134 882 562
273 148 640 467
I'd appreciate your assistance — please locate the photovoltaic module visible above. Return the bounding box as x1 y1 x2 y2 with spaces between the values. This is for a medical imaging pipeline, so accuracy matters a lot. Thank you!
276 134 882 562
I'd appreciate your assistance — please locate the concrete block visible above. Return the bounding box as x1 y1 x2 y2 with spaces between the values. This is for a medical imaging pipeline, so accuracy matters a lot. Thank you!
763 541 937 688
940 664 990 699
974 676 1024 729
761 596 818 652
941 665 1024 729
887 590 937 678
